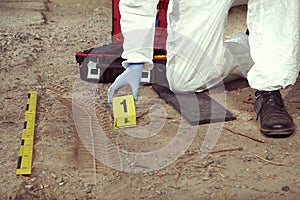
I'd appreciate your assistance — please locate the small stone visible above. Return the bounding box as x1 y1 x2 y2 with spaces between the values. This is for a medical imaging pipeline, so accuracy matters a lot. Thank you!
208 167 216 174
214 185 222 189
244 155 252 162
34 34 42 40
30 178 37 182
155 190 162 195
203 173 211 181
83 187 92 193
59 182 64 186
169 185 181 190
25 185 34 190
255 175 262 180
282 185 290 192
56 177 62 183
205 171 212 177
214 160 221 165
204 190 212 195
51 173 57 178
146 186 152 190
114 172 119 177
265 153 274 161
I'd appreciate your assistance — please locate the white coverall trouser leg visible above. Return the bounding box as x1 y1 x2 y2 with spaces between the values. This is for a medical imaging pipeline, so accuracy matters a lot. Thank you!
247 0 300 91
119 0 300 92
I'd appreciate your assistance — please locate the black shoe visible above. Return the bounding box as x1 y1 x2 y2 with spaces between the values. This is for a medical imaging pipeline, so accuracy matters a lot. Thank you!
254 90 295 137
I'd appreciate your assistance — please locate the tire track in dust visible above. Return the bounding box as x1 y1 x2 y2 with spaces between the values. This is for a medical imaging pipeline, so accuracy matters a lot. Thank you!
72 80 124 172
47 83 112 180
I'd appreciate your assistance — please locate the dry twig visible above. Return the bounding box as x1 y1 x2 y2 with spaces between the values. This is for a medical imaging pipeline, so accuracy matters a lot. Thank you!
176 158 194 166
62 172 72 177
288 99 300 103
255 155 289 166
224 126 265 143
242 100 254 105
181 158 194 165
210 147 243 154
159 116 174 120
201 160 214 168
175 172 181 181
0 121 17 125
186 151 198 156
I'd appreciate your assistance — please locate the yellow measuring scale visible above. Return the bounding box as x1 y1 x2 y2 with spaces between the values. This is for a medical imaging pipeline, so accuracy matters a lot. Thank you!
16 91 37 175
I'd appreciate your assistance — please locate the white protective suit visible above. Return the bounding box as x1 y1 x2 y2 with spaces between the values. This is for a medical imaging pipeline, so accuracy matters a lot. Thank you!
119 0 300 92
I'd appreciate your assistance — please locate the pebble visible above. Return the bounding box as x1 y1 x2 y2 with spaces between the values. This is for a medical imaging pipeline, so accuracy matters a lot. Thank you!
25 185 34 190
214 160 221 165
169 185 181 190
34 34 42 40
203 173 211 181
255 175 262 181
83 187 92 193
208 166 217 174
30 178 37 182
244 155 252 162
56 177 62 183
214 185 222 189
265 153 274 161
282 185 290 192
155 190 162 195
51 173 57 178
205 171 212 177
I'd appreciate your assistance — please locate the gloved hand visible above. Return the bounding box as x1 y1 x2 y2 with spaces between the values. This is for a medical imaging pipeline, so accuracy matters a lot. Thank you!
108 63 144 104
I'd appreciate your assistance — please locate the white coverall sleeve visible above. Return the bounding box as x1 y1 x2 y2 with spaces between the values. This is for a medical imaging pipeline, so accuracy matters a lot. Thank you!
119 0 160 70
247 0 300 91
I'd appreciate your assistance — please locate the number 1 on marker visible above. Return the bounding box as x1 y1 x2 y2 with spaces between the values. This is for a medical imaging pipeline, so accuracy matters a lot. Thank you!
120 99 130 124
120 99 128 113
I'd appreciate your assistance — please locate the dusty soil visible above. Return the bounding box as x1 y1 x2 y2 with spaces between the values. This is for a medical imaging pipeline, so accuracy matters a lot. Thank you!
0 0 299 199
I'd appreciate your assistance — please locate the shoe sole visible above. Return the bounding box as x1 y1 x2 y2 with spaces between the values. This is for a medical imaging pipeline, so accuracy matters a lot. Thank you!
260 126 295 138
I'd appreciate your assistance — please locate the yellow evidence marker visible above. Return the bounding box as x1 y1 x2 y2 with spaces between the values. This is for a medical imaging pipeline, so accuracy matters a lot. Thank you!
112 95 136 129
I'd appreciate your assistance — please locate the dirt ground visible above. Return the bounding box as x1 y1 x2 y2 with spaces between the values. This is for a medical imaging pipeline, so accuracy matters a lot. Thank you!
0 0 300 199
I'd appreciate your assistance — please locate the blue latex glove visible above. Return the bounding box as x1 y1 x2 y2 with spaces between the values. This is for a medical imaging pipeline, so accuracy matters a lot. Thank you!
108 63 144 104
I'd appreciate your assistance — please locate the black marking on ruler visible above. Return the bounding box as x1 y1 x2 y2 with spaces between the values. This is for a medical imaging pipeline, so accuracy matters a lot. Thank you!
17 156 22 169
26 104 29 111
23 121 27 129
28 93 31 98
21 139 25 146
